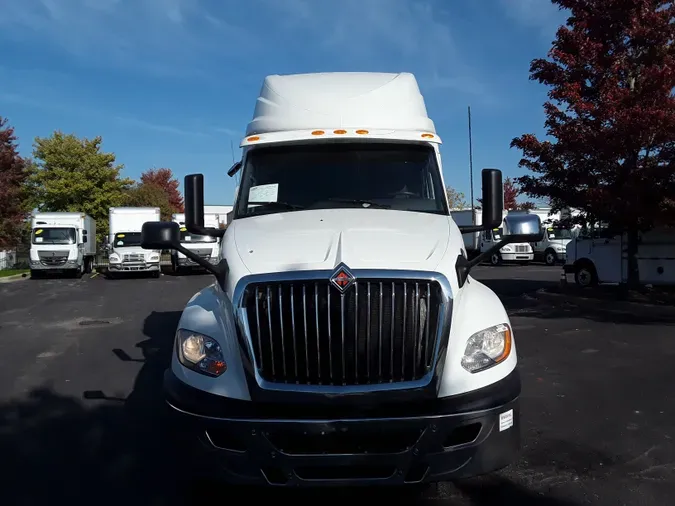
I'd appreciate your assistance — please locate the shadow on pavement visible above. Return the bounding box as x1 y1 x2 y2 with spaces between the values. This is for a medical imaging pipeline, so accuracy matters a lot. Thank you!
482 279 675 326
0 309 577 506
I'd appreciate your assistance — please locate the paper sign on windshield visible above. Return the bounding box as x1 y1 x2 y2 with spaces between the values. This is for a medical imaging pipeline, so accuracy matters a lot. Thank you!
249 183 279 203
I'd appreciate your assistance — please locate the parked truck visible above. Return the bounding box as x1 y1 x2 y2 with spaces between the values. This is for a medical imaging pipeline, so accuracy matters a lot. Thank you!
170 212 222 274
519 208 576 266
140 72 543 488
107 207 161 278
29 212 96 278
452 208 535 266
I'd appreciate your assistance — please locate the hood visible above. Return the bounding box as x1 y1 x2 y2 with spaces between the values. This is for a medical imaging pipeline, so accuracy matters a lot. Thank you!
233 209 451 274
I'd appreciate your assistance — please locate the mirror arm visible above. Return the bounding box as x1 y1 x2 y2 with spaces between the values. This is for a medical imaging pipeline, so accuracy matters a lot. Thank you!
457 225 484 234
173 244 229 288
186 225 225 239
455 238 511 288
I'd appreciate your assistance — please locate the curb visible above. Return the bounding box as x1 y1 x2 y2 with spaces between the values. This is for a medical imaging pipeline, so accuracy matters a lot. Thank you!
0 273 29 284
534 288 675 318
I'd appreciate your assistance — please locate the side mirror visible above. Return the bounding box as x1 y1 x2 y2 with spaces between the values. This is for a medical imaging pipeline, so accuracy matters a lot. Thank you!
227 161 242 178
503 213 544 243
185 174 225 238
141 221 180 250
481 169 503 229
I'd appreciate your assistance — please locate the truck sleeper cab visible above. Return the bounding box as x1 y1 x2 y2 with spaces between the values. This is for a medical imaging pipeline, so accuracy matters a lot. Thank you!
141 72 543 487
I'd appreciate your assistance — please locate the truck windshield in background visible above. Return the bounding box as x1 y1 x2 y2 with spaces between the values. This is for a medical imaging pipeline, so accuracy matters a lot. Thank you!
179 229 217 244
113 232 142 247
235 143 448 219
32 227 76 245
547 228 573 240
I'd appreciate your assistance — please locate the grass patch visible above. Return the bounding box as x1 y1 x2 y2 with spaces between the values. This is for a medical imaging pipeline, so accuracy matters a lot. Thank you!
0 269 29 278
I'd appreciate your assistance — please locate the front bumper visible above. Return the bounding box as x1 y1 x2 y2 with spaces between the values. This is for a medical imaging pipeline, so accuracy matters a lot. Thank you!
500 252 533 262
164 368 521 487
30 260 80 270
177 257 218 267
108 262 160 272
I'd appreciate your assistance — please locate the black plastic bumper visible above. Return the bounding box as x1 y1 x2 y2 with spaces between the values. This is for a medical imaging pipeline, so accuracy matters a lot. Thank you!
164 369 521 487
563 264 575 274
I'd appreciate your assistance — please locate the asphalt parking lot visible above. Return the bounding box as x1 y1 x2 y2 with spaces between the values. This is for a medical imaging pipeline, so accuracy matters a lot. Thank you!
1 264 674 505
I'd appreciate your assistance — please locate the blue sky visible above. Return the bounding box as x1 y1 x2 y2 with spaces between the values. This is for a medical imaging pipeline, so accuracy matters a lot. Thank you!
0 0 568 205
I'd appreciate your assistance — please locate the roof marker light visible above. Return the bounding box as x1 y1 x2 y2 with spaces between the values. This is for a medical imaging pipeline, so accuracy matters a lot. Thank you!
311 130 325 136
355 129 369 135
247 136 260 142
421 133 434 139
333 129 347 135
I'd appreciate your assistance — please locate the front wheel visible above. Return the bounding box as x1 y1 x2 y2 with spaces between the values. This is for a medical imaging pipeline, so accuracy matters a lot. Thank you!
490 252 502 266
574 263 598 287
544 249 558 266
152 270 161 279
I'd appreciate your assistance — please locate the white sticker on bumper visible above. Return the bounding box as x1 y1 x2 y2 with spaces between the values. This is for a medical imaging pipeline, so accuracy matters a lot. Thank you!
499 409 514 432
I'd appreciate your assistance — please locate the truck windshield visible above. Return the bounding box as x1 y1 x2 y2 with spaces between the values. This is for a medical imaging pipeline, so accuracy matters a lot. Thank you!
547 228 573 240
179 229 217 243
235 143 448 219
113 232 142 247
32 227 76 245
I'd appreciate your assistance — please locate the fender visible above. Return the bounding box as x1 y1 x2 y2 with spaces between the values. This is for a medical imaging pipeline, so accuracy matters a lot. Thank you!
170 284 251 401
439 275 517 398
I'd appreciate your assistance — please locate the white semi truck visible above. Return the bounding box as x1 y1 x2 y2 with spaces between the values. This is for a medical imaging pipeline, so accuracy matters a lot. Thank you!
140 72 543 488
29 212 96 278
107 207 162 278
170 212 222 274
451 208 535 266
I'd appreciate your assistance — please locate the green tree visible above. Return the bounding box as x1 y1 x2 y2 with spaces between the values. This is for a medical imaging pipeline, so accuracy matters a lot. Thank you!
446 186 468 209
125 182 174 221
30 131 133 244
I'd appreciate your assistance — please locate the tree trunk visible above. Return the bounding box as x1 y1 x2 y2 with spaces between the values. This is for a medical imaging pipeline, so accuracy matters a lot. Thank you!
625 228 640 289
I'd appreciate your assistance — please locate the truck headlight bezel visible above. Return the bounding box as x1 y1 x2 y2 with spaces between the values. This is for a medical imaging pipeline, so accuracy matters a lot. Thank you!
176 329 227 377
109 253 121 263
461 323 512 373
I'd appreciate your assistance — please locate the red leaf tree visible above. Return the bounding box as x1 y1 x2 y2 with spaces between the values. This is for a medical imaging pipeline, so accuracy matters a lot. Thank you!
0 117 31 249
140 168 184 212
512 0 675 287
478 177 535 210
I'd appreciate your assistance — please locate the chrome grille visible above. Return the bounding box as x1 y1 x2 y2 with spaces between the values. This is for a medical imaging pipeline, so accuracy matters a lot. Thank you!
244 279 443 386
515 245 529 253
38 250 70 266
123 253 145 263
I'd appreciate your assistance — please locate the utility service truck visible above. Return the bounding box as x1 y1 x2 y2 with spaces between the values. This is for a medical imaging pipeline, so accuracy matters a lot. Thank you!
140 72 543 488
107 207 162 278
29 212 96 278
451 208 535 266
171 212 222 274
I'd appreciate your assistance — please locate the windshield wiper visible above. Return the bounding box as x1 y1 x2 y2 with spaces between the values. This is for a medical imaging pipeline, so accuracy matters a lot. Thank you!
326 198 391 209
248 201 304 211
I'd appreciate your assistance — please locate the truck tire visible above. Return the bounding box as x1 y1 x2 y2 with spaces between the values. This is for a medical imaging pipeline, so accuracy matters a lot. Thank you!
544 249 558 266
84 257 93 274
574 262 598 287
490 252 502 266
152 270 161 279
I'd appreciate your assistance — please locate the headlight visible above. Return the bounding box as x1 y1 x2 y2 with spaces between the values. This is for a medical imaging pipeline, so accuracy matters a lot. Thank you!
555 246 565 252
461 323 512 373
109 254 121 263
149 254 160 261
176 329 227 377
500 245 512 252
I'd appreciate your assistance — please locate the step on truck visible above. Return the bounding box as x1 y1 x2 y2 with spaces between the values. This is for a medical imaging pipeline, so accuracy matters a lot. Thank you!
170 212 222 274
451 208 535 266
29 212 96 278
107 207 162 278
140 72 543 487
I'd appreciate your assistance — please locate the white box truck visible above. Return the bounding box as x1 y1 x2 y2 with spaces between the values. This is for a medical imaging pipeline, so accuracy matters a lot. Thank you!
452 208 535 266
170 212 221 274
107 207 161 278
139 72 543 488
29 212 96 278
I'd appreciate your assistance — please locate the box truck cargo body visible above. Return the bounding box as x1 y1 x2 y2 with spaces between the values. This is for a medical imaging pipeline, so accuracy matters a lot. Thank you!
141 72 543 488
29 212 96 277
107 207 161 277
